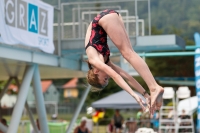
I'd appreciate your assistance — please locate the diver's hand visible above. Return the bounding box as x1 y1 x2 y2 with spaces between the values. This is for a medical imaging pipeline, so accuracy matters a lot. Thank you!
134 95 146 112
144 94 151 113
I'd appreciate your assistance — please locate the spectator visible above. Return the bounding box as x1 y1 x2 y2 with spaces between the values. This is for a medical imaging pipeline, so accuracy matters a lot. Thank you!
179 109 189 119
136 109 142 127
0 118 8 133
31 118 40 133
113 110 124 133
74 117 90 133
151 111 159 131
125 118 137 133
141 111 150 128
167 109 175 119
106 119 115 133
179 109 191 132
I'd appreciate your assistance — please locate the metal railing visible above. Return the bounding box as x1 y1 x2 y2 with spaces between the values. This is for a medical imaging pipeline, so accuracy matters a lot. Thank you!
40 0 152 56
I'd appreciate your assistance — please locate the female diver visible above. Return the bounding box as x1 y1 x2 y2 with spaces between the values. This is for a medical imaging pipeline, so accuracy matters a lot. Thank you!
85 9 164 114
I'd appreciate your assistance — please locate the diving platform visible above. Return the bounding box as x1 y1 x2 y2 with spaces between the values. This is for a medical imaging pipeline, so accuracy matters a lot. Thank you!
0 34 185 81
61 34 185 55
0 44 86 81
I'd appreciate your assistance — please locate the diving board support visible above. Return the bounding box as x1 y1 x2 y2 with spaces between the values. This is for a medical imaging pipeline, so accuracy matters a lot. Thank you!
32 64 49 133
25 102 40 133
7 65 35 133
15 77 40 133
66 85 91 133
0 123 7 133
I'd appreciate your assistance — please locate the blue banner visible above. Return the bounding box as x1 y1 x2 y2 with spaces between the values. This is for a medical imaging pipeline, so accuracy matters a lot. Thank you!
194 32 200 130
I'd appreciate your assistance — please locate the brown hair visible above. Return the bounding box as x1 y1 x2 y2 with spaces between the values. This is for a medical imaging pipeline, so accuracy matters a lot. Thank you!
86 61 104 91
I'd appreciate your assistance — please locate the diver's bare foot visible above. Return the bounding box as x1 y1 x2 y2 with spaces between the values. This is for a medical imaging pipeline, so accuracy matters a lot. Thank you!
150 86 164 115
156 88 164 110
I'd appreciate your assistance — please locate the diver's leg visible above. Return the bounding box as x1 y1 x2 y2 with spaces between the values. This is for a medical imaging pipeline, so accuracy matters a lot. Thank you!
99 13 164 113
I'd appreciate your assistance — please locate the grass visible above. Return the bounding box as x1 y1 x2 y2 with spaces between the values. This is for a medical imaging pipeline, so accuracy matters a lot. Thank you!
3 110 139 133
92 125 107 133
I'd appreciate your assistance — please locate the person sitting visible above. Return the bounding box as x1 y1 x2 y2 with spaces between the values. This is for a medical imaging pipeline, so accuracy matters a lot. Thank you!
167 109 175 119
136 109 143 127
106 119 115 133
125 117 137 133
179 109 191 132
74 117 90 133
151 111 159 131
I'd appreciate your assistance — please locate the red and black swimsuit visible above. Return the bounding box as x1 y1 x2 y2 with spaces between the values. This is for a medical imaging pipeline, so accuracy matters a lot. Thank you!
85 9 119 64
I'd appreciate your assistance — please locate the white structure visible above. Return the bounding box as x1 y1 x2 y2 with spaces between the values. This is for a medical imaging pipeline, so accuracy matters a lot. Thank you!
159 86 195 133
176 86 194 133
159 87 177 133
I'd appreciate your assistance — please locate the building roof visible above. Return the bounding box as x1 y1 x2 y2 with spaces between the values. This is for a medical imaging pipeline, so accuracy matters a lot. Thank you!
8 84 18 92
41 80 52 92
6 80 52 93
62 78 78 89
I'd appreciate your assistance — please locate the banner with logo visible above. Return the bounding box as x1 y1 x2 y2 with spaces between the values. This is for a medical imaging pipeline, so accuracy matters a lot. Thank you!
194 32 200 130
0 0 54 53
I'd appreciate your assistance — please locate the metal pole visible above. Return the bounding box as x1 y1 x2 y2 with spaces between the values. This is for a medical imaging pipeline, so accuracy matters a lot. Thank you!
0 123 7 133
78 4 81 38
135 0 138 45
148 0 151 35
25 102 40 133
32 64 49 133
97 123 99 133
89 9 91 21
0 77 13 100
109 51 200 58
61 4 64 39
55 102 58 115
57 0 61 56
126 12 129 36
14 77 39 133
7 65 35 133
72 8 76 38
14 78 39 133
61 0 149 6
65 85 91 133
138 51 200 57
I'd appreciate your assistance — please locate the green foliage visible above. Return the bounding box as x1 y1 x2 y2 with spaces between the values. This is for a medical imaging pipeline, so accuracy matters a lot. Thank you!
146 56 194 77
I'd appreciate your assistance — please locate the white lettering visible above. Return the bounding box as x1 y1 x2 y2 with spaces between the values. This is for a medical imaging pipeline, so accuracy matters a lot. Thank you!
29 10 37 30
19 4 25 27
41 12 46 34
196 63 200 67
196 70 200 77
195 57 200 62
195 57 200 67
196 79 200 89
38 37 49 46
196 48 200 53
6 0 14 23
